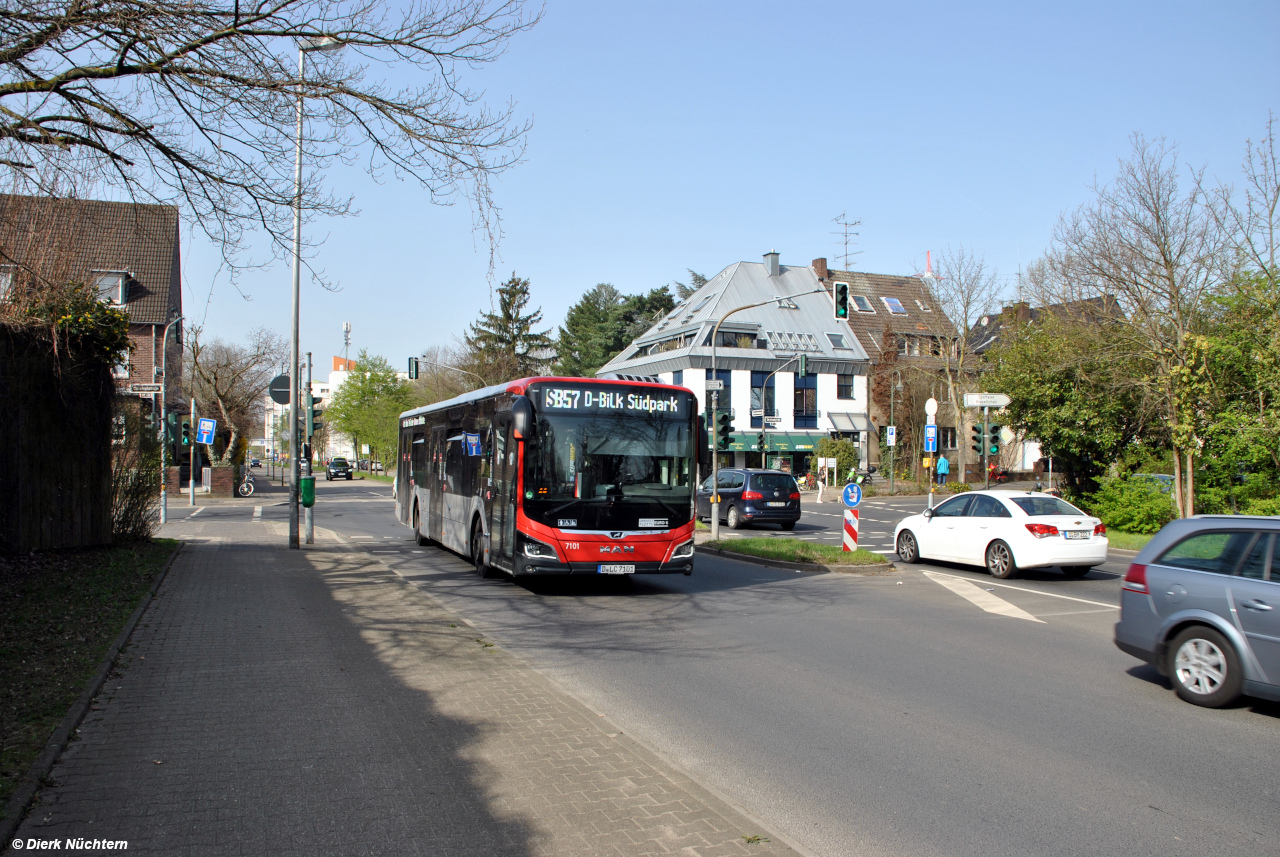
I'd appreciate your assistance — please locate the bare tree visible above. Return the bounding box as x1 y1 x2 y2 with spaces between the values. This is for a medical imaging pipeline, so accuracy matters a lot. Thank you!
916 246 1005 480
185 326 287 463
1212 113 1280 289
0 0 538 276
1042 134 1232 516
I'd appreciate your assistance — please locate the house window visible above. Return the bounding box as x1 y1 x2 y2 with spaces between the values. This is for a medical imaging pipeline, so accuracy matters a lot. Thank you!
93 270 129 305
706 369 731 413
672 369 683 387
837 374 856 400
940 427 957 450
881 296 908 314
826 333 847 349
852 295 875 313
915 299 932 313
910 337 921 357
750 371 775 428
794 373 817 428
897 337 908 355
0 265 13 301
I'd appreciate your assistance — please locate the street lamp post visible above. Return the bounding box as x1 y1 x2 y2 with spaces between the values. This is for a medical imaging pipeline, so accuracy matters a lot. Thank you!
158 313 183 524
288 35 344 549
889 369 902 496
708 288 826 542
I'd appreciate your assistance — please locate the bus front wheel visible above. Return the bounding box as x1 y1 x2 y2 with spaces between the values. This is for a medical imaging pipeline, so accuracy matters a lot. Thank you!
472 519 498 579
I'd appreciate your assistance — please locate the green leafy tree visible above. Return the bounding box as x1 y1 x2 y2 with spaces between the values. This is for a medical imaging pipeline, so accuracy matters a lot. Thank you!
325 351 413 467
465 273 553 380
618 286 676 342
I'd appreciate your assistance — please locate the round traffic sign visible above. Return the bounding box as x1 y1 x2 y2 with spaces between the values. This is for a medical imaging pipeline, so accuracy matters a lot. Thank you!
842 482 862 508
268 373 290 405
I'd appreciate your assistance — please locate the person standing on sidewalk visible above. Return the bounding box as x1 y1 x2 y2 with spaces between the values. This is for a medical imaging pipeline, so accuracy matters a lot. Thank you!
936 454 950 486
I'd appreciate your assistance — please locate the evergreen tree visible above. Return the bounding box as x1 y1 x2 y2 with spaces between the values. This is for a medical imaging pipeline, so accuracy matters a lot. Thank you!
618 286 676 342
673 269 708 300
553 283 624 376
465 273 554 379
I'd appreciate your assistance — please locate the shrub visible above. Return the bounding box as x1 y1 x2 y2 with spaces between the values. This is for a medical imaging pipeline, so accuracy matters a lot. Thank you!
1086 476 1176 534
1242 496 1280 516
111 402 162 540
946 481 971 494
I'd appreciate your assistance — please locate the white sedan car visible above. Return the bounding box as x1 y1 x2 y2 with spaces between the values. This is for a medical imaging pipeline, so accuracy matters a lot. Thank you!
894 490 1109 579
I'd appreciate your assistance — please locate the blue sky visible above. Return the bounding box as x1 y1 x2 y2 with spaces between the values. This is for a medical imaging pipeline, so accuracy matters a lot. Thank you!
183 1 1280 371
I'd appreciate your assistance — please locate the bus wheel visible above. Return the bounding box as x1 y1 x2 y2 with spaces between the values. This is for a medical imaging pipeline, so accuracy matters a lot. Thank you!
413 504 428 546
472 519 497 579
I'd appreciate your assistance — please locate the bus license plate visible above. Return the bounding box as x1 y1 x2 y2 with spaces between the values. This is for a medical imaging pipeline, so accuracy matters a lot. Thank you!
598 564 636 574
1064 531 1090 540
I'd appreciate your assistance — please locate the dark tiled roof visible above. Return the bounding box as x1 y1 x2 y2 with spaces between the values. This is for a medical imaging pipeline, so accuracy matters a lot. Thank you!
823 267 956 363
0 194 180 325
969 297 1123 353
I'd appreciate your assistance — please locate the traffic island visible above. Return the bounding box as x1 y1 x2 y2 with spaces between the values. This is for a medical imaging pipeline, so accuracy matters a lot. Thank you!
698 537 897 575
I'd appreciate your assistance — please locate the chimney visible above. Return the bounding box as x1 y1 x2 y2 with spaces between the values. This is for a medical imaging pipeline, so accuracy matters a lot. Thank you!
764 249 780 277
812 257 828 280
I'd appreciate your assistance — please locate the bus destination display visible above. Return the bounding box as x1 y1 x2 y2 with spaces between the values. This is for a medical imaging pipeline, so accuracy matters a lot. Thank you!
540 387 684 415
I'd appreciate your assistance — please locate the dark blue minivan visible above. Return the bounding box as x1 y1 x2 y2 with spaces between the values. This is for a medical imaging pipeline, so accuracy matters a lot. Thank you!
696 468 801 530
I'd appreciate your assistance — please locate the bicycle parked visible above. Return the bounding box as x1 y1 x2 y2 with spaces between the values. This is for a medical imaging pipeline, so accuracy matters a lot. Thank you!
237 466 255 497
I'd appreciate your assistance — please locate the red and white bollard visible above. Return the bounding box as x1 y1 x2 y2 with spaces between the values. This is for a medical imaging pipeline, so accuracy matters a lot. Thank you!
842 509 860 551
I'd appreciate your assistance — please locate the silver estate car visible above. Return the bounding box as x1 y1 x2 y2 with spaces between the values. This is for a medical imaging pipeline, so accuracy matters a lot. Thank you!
1114 515 1280 708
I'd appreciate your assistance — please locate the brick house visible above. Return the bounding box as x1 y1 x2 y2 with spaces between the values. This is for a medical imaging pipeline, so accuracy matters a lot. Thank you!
0 194 184 423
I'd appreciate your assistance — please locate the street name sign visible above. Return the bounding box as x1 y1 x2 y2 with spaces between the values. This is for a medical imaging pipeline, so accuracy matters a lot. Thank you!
705 379 724 391
196 418 217 445
964 392 1012 408
924 424 938 453
129 383 163 393
763 416 782 426
751 408 764 417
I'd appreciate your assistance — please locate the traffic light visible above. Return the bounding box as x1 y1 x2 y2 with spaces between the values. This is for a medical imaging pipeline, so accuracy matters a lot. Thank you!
757 431 767 451
833 282 850 319
988 425 1002 457
716 410 732 451
798 354 807 377
408 357 419 379
970 424 984 456
181 419 191 446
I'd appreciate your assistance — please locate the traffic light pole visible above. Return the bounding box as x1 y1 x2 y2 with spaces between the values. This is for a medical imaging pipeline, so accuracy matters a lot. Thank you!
708 288 827 541
189 397 196 507
304 352 314 545
984 406 990 491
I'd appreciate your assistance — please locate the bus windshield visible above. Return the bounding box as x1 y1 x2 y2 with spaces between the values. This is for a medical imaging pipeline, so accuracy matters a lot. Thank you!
523 397 695 531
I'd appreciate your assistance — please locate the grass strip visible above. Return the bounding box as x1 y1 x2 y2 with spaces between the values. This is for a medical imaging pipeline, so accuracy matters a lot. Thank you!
1107 530 1154 552
704 537 887 566
1 539 177 807
360 472 394 484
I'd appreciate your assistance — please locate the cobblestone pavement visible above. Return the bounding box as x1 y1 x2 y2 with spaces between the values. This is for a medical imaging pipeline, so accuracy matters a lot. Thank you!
9 519 797 857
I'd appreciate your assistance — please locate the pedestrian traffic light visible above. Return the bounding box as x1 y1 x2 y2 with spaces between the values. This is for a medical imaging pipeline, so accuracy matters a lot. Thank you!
757 431 767 451
970 424 984 456
988 425 1002 456
181 419 191 446
797 354 807 377
834 282 850 319
716 410 733 451
408 357 419 380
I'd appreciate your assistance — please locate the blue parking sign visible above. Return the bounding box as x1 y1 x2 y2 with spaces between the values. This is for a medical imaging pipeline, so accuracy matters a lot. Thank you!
924 424 938 453
196 417 217 445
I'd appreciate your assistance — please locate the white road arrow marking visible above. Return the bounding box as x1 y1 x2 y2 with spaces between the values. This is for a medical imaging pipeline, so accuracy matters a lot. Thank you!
923 571 1045 623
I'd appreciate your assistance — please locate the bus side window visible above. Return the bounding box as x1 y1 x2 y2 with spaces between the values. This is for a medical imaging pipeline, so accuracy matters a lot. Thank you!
410 432 425 478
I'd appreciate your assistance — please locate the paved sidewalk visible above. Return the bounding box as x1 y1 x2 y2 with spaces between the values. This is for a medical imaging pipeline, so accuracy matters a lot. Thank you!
9 520 797 856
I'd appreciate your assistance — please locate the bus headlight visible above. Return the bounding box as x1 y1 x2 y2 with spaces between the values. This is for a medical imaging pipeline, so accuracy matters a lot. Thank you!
522 538 558 559
671 540 694 559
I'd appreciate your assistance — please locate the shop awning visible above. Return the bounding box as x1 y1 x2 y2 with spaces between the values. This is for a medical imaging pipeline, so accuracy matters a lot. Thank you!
724 433 826 452
827 412 875 433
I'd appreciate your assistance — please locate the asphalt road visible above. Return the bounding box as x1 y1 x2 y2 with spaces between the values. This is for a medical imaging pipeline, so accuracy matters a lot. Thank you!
173 480 1280 857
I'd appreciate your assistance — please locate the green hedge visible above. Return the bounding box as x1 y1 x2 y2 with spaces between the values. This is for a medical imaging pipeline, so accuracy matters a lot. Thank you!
1086 477 1176 534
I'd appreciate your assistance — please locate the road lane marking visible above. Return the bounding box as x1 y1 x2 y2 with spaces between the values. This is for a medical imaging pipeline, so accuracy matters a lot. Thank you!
252 505 262 521
924 571 1118 609
189 507 204 518
923 571 1045 623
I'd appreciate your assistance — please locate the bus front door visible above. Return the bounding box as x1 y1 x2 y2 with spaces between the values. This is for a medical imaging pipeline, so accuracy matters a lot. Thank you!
429 425 446 542
489 417 517 571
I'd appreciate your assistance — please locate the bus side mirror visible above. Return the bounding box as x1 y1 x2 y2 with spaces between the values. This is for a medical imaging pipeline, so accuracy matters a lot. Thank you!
511 396 533 440
698 415 709 470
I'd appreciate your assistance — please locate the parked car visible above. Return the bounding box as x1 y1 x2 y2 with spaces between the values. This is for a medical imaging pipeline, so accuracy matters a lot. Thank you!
696 468 801 530
1114 515 1280 708
326 457 353 480
894 490 1108 578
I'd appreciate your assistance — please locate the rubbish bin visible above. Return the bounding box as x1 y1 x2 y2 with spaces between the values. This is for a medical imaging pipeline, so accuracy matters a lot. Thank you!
300 475 315 508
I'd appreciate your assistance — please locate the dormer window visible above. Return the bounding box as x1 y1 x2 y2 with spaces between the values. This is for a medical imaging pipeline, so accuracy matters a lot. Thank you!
852 294 875 313
881 296 908 315
93 270 129 305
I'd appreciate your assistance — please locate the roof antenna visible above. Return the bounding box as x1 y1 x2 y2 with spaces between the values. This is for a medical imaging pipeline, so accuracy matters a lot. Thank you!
831 212 863 270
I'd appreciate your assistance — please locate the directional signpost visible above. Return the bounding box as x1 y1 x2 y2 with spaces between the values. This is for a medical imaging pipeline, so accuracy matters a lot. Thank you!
196 418 217 445
963 392 1011 409
842 482 862 551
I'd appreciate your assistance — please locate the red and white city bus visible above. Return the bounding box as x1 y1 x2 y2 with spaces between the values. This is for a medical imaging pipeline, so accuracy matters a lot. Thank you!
395 376 703 578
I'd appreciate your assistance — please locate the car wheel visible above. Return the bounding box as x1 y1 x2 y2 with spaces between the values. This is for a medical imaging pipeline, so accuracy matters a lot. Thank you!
896 530 919 563
780 521 796 531
1061 565 1092 578
1169 626 1242 708
727 505 743 530
413 505 429 546
472 519 497 579
985 540 1017 579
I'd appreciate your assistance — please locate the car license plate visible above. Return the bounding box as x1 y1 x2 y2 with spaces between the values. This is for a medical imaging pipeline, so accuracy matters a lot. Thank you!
1064 531 1090 540
598 564 635 574
767 501 786 507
